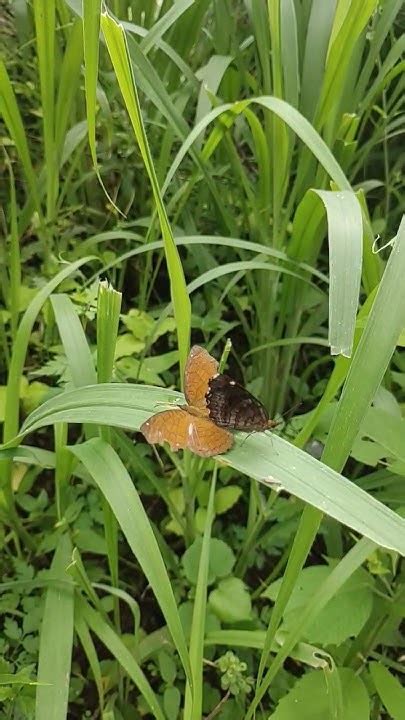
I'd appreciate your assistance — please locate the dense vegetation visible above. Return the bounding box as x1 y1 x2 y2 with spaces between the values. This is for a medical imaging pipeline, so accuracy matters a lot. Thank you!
1 1 405 718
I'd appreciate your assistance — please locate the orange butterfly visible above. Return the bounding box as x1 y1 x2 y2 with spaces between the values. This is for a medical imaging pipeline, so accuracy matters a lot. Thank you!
140 346 233 457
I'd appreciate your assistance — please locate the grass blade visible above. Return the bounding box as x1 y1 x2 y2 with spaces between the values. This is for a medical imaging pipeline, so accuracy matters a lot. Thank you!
82 0 101 172
96 280 122 619
51 294 97 387
314 190 363 357
3 258 94 444
184 468 217 719
162 97 351 197
100 11 191 380
139 0 194 54
323 216 405 469
55 18 83 155
68 438 192 686
7 383 405 555
0 59 41 214
74 611 104 714
247 538 375 718
33 0 57 219
35 533 74 720
79 599 165 720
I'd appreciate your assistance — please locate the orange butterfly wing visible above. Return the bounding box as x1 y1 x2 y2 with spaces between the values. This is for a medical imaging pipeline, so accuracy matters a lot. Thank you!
140 409 233 457
184 345 218 412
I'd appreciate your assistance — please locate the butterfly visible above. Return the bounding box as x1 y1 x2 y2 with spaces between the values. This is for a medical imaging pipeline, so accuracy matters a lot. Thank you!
140 346 233 457
141 345 277 457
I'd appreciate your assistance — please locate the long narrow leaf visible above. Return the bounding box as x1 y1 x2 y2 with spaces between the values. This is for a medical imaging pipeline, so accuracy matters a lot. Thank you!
68 438 192 686
314 190 363 357
3 257 94 444
51 294 96 387
5 384 405 555
80 600 165 720
323 216 405 469
35 534 74 720
100 12 190 381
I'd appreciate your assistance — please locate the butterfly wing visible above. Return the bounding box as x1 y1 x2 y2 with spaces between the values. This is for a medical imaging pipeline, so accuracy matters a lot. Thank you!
141 408 233 457
184 345 219 412
206 374 271 431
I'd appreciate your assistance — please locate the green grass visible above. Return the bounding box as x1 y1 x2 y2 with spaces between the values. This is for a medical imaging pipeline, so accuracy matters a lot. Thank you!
0 1 405 719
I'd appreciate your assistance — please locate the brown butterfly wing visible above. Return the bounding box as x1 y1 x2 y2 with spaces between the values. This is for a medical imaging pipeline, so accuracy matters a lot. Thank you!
184 345 219 412
140 408 233 457
206 374 273 431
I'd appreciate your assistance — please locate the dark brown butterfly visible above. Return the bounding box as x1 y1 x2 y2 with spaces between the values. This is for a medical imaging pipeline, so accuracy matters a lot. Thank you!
206 373 278 431
141 346 233 457
141 345 277 457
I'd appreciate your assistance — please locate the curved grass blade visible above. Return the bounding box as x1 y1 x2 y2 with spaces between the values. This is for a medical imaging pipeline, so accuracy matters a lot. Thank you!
5 384 405 555
69 438 192 687
79 599 165 720
323 216 405 470
51 294 96 387
3 257 94 444
85 235 328 288
100 11 190 381
162 96 351 196
0 59 41 214
247 538 375 718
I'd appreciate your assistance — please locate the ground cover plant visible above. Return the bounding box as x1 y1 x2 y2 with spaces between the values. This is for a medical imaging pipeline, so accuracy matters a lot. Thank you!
1 0 405 718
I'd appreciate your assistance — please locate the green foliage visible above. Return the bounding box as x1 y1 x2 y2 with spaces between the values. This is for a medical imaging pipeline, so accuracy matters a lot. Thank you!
1 1 405 719
269 667 370 720
264 565 374 646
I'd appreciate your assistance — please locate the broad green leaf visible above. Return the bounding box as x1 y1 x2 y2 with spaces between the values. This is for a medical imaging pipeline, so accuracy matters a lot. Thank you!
214 486 243 515
269 668 369 720
209 578 252 623
370 661 405 720
182 538 235 585
264 565 373 646
360 407 405 464
163 686 181 720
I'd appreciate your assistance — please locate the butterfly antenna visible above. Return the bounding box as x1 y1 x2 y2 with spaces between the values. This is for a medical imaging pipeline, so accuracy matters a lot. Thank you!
151 443 165 470
271 400 303 428
239 430 256 447
281 400 303 422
